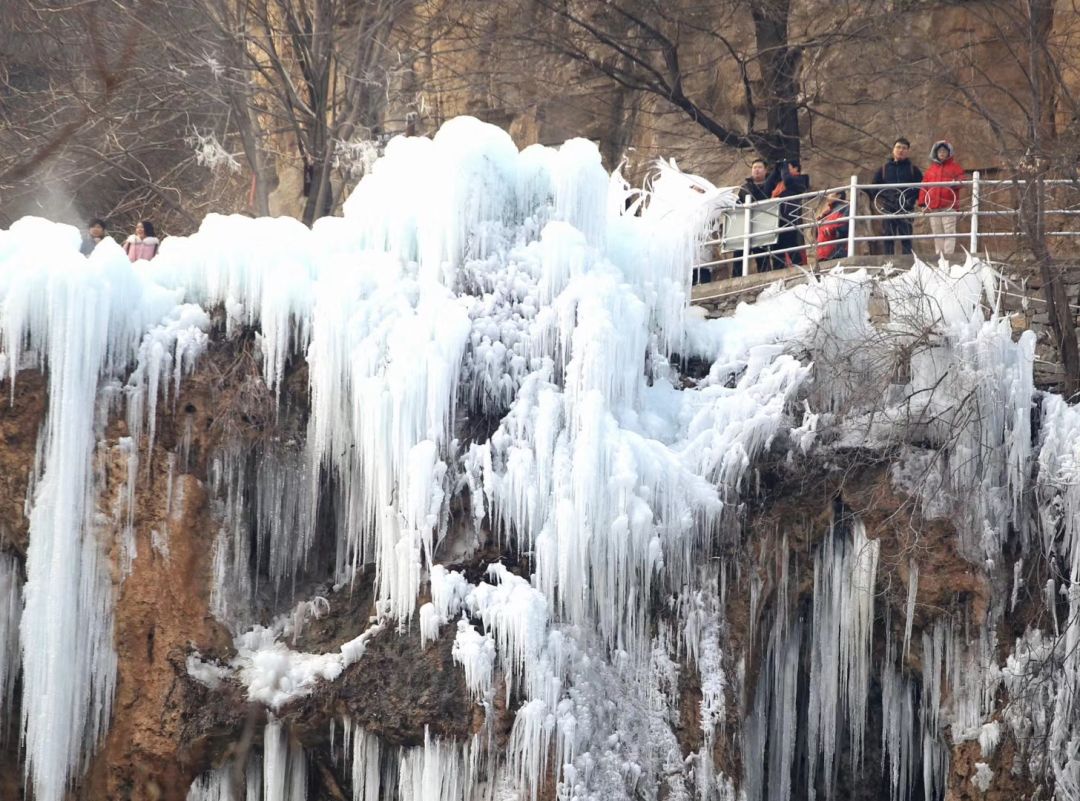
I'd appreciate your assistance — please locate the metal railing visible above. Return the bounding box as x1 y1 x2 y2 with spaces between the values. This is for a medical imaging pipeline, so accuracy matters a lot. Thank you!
693 174 1080 281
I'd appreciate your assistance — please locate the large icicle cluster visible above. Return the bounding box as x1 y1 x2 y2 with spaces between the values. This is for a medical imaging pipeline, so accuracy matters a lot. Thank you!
3 115 1080 801
1 219 182 801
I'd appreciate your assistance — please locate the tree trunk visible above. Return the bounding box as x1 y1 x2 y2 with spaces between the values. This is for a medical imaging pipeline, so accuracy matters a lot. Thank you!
1026 0 1079 396
750 0 801 163
1023 178 1080 397
229 88 273 217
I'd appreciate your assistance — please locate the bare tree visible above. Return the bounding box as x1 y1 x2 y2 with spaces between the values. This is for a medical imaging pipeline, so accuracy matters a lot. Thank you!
0 0 242 233
483 0 873 165
915 0 1080 396
136 0 419 224
1 0 430 231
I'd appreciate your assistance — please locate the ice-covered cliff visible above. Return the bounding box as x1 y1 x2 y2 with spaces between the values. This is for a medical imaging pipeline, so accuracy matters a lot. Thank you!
0 117 1077 801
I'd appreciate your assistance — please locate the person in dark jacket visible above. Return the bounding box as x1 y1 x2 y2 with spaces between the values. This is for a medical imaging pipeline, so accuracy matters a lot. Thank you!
80 217 107 255
872 138 922 255
816 191 849 262
739 158 773 203
768 159 810 267
729 158 775 276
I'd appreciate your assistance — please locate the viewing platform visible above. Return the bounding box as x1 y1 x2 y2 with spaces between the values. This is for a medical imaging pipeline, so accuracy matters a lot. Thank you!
687 173 1080 391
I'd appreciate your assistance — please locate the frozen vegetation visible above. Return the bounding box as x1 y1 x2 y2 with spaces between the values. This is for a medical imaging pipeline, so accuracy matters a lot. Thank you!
0 115 1078 800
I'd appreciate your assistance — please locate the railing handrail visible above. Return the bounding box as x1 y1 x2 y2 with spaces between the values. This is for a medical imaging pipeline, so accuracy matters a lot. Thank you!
727 178 1076 210
693 170 1080 278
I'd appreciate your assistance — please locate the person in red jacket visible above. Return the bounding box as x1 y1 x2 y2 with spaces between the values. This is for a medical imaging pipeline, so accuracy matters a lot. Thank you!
918 141 965 257
816 190 849 262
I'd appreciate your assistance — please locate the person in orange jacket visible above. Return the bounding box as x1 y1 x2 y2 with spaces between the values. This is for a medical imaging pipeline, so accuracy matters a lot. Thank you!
918 141 965 257
767 159 810 268
816 190 849 262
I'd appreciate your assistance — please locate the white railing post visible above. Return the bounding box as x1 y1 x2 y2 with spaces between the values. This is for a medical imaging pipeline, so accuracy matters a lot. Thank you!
969 170 980 254
847 174 858 259
743 196 753 276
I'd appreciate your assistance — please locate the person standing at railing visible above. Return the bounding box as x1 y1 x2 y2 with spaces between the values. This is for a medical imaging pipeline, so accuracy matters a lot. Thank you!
739 158 773 203
733 158 775 275
918 141 965 258
768 159 810 267
872 138 922 255
815 191 849 261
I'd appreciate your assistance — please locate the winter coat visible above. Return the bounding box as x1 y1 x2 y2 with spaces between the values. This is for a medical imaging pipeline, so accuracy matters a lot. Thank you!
918 141 965 211
816 201 849 261
769 163 810 225
123 235 159 262
872 158 923 213
738 177 772 203
80 235 104 256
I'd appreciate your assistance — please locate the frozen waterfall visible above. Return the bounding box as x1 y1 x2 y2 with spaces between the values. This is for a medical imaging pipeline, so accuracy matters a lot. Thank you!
0 116 1078 801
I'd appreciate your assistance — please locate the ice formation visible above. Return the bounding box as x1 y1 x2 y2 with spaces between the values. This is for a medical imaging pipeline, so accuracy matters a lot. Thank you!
1 115 1079 801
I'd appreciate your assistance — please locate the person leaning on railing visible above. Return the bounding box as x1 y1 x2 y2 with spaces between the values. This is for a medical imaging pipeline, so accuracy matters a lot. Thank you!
871 137 922 255
767 158 810 268
815 190 849 262
918 140 965 257
732 158 776 276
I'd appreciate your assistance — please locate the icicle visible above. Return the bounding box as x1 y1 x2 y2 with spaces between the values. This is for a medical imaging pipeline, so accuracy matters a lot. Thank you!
903 560 918 661
922 621 946 738
1046 578 1059 637
451 617 496 701
978 721 1001 757
921 728 948 801
507 700 553 801
397 727 473 801
13 226 121 801
115 436 139 579
0 553 21 727
286 741 307 801
744 577 802 801
880 635 917 801
186 765 238 801
261 719 306 801
769 618 802 801
263 720 288 801
807 518 879 800
1009 558 1023 613
247 755 264 801
345 721 383 801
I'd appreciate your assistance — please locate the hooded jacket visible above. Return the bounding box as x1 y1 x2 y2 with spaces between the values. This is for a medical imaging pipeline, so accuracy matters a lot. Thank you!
816 198 849 261
918 141 965 211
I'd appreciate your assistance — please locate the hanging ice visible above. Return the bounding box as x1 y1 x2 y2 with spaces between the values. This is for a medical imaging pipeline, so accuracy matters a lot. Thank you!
3 113 1079 801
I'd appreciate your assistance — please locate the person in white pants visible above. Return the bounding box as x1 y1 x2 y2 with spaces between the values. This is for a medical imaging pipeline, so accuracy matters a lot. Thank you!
918 141 965 257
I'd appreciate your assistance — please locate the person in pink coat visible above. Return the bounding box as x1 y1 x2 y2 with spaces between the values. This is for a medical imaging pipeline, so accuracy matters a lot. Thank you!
918 141 965 257
123 220 160 262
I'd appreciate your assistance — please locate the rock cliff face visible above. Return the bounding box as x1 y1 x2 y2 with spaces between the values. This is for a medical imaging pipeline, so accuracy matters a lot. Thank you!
257 0 1080 222
385 1 1078 190
0 326 1053 801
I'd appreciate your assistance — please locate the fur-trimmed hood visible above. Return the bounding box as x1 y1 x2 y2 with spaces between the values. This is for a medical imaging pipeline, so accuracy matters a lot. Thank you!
930 140 954 163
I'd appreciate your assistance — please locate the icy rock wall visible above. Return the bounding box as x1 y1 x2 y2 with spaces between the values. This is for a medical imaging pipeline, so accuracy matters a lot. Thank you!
0 117 737 800
1 115 1079 801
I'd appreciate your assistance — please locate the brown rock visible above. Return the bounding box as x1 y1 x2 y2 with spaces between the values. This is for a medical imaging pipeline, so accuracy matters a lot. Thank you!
0 370 46 557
